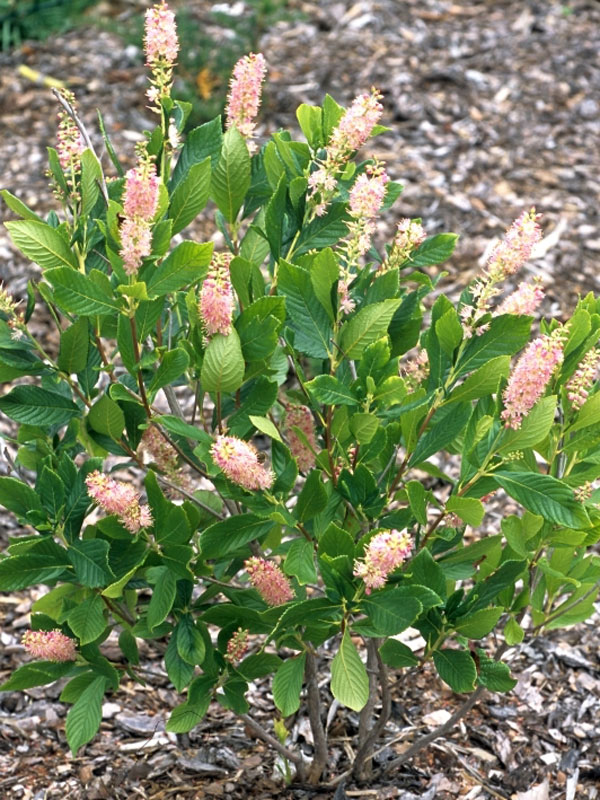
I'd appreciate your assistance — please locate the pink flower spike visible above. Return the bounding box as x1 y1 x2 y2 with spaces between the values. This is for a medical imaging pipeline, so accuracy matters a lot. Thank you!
486 208 542 281
330 87 384 153
226 53 267 147
285 404 317 473
22 629 77 662
123 160 159 222
501 329 565 429
566 348 600 411
211 435 274 491
353 529 412 593
349 165 389 220
144 1 179 66
497 280 545 316
199 253 234 337
86 471 152 533
119 216 153 275
245 557 294 606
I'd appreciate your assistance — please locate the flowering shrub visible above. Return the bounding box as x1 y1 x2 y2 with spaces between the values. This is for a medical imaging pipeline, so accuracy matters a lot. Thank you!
1 1 600 784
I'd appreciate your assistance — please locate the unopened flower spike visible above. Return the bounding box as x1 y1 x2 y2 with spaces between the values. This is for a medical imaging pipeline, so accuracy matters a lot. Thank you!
226 53 267 153
284 403 318 473
225 628 250 664
22 629 77 663
211 435 274 491
245 557 294 606
199 253 234 337
566 348 600 411
55 88 84 173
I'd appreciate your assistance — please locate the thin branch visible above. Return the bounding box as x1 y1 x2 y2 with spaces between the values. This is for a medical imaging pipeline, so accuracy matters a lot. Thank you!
162 385 185 419
353 639 391 780
240 714 306 781
155 474 225 519
51 88 109 205
305 650 328 784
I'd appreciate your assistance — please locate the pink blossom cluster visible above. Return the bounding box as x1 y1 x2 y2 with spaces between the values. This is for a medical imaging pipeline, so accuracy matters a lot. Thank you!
86 470 153 533
566 348 600 410
244 557 294 606
199 253 234 337
337 278 356 316
144 1 179 108
285 404 317 472
211 435 274 491
353 528 412 593
225 53 267 151
497 280 545 316
486 209 542 282
144 1 179 65
401 348 429 390
384 218 426 270
55 89 83 172
501 330 565 429
225 628 250 664
119 148 159 275
308 88 383 217
22 629 77 662
139 426 181 483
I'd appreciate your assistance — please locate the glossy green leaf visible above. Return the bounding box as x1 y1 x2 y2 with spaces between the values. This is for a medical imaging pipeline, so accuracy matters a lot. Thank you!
6 220 78 269
272 653 306 717
169 158 211 234
147 241 213 296
65 675 106 755
0 385 79 426
45 267 120 315
88 395 125 439
201 330 245 394
330 630 369 711
433 649 477 693
211 127 251 222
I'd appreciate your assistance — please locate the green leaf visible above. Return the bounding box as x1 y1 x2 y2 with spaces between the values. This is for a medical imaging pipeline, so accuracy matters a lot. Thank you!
349 413 379 445
164 633 195 691
296 469 327 522
67 594 106 645
171 116 223 188
0 661 74 692
283 538 317 585
295 202 349 255
68 540 113 588
309 247 338 322
305 375 358 406
378 640 419 669
457 315 531 377
169 158 211 234
0 385 79 426
200 514 274 558
80 149 102 216
447 356 511 403
147 567 177 630
454 607 503 638
45 267 120 315
272 653 306 717
5 220 78 269
476 650 517 692
0 554 65 591
504 617 524 645
249 415 282 442
1 189 44 222
446 496 484 527
499 396 557 452
433 649 477 693
65 675 106 755
409 402 471 467
57 318 89 374
38 465 65 519
435 308 463 356
149 347 190 395
88 395 125 440
147 241 213 296
278 259 332 358
235 296 285 362
330 630 369 711
238 653 283 680
211 127 251 222
318 523 355 562
494 471 590 529
176 616 206 666
0 476 43 517
166 676 214 733
201 330 245 394
411 233 458 267
360 589 422 635
569 391 600 434
339 300 402 360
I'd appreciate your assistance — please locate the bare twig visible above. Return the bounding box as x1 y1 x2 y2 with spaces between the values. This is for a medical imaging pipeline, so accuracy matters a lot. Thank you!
305 650 328 784
240 713 306 782
353 639 391 780
51 88 109 204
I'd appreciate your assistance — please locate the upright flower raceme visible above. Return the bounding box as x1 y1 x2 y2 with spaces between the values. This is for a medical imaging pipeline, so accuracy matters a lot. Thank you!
501 329 565 429
86 471 153 533
119 146 159 275
225 628 250 664
22 630 77 662
199 253 234 337
463 209 542 336
496 279 545 316
144 1 179 109
245 557 294 606
225 53 267 152
284 404 317 472
566 348 600 410
211 435 274 491
55 89 83 173
383 218 426 271
308 87 383 217
353 529 412 594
